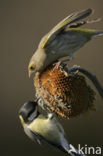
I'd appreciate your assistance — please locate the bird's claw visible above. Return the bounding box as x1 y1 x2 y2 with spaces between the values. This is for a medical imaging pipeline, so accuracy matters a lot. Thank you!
53 61 62 71
68 65 80 75
37 97 45 110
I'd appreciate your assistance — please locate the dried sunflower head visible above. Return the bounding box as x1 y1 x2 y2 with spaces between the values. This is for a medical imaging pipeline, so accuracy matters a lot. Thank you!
34 65 95 119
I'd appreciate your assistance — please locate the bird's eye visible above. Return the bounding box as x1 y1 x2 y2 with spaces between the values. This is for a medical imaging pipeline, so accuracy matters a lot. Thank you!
30 66 34 70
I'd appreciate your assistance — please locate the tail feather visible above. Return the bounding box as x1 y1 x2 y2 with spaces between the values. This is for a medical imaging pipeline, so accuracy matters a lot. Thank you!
63 144 86 156
40 8 93 48
60 135 86 156
69 144 86 156
92 31 103 38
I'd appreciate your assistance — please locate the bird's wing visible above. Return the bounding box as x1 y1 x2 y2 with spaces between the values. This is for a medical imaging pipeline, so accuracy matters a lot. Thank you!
54 118 65 135
25 127 85 155
39 8 92 49
24 127 68 153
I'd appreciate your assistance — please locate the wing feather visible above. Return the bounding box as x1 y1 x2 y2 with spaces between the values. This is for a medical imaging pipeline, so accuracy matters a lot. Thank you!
24 127 67 153
39 8 93 49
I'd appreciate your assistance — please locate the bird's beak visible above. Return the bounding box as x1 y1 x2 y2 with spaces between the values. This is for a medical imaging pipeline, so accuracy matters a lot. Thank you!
28 70 33 78
19 115 25 126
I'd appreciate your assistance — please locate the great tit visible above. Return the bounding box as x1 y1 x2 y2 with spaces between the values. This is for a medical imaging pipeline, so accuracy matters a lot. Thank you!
19 101 85 156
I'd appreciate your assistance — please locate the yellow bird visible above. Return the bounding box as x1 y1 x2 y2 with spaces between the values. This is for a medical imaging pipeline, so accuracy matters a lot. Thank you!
19 101 86 156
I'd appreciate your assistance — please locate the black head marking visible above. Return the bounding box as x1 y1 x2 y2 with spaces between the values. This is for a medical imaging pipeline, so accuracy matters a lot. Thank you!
19 101 38 123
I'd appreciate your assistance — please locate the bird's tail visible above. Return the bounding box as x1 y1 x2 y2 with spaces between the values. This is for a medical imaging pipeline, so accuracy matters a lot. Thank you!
92 31 103 38
60 136 86 156
66 144 86 156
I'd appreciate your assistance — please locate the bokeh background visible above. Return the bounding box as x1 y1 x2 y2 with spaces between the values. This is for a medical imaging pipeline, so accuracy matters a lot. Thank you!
1 0 103 156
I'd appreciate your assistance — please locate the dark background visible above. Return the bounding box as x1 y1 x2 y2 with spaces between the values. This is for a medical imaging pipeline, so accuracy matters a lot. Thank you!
1 0 103 156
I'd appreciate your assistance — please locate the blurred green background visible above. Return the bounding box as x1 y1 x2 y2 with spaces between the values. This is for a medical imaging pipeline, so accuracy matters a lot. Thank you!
0 0 103 156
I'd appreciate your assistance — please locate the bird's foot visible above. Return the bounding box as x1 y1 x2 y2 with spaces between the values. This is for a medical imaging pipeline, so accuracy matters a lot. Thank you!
53 57 72 71
37 97 45 110
67 65 80 75
53 61 62 71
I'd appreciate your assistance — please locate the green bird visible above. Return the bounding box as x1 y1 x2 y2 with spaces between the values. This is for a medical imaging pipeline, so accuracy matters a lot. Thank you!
19 101 85 156
28 8 103 77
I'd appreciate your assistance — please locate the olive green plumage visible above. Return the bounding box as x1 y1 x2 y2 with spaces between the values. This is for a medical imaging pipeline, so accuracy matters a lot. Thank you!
28 8 103 77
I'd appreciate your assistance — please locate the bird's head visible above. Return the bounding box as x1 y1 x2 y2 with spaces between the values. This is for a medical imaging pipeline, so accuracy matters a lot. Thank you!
19 101 38 125
28 61 37 78
28 48 46 77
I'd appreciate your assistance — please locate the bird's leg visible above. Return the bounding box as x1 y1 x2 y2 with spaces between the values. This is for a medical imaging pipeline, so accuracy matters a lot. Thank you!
67 65 80 75
53 56 73 71
61 57 73 67
53 61 62 70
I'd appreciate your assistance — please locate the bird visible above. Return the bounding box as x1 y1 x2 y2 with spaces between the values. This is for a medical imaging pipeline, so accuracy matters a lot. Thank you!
34 64 95 119
19 101 86 156
28 8 103 77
